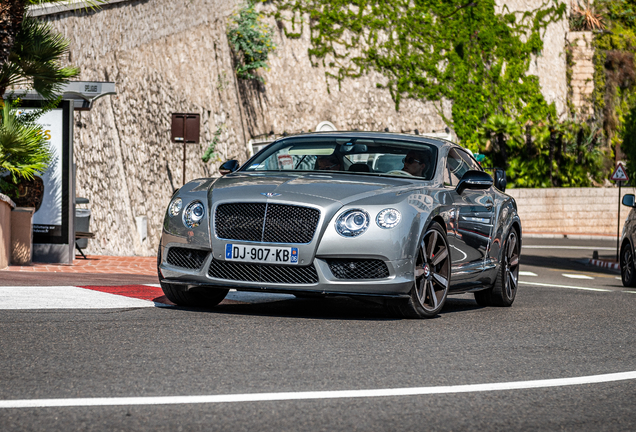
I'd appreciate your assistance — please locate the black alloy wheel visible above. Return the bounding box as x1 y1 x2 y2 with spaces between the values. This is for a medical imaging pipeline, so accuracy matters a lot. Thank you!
621 243 636 287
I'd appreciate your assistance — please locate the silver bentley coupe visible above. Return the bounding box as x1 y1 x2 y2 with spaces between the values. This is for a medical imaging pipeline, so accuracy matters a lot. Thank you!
158 132 521 318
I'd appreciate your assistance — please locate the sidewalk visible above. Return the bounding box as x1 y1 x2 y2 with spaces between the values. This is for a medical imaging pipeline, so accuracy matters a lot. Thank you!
4 255 156 275
0 255 158 286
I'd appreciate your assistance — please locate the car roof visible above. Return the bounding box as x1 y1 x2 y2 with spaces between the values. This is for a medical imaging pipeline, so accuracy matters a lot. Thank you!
271 131 455 149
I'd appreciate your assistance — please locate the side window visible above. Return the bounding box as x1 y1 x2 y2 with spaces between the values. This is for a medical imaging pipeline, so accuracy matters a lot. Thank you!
444 148 481 186
456 148 482 172
444 149 464 186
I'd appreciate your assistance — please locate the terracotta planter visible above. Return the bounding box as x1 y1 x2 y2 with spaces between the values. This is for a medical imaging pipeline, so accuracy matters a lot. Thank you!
11 207 34 265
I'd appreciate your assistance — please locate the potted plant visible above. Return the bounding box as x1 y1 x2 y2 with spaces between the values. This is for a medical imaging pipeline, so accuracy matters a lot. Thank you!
0 99 50 209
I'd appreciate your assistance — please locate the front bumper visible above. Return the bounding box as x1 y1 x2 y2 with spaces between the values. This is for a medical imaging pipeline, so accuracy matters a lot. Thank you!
158 244 414 298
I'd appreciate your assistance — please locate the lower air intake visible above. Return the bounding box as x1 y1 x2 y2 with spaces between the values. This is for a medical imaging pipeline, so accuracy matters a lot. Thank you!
208 260 319 284
166 247 209 270
327 259 390 279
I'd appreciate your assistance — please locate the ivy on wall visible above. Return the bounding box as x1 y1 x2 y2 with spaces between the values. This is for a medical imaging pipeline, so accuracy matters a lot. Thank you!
272 0 566 148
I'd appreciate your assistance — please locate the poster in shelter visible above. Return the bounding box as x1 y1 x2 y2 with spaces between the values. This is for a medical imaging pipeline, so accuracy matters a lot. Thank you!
23 108 64 236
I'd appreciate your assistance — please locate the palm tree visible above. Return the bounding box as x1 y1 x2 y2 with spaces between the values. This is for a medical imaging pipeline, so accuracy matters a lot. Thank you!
1 0 99 195
0 16 79 99
0 98 50 181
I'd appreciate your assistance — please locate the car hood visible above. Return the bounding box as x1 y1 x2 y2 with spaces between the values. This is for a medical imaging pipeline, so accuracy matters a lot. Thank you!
208 172 420 206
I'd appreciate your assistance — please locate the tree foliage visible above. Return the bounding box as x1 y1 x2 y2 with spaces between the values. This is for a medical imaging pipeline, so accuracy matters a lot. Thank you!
0 99 50 184
0 16 79 98
227 1 276 81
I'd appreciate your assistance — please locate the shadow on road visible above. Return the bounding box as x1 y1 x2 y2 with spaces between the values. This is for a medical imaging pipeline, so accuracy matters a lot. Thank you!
170 294 483 321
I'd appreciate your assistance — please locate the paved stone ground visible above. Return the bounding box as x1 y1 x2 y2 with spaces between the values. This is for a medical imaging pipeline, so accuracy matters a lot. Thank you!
0 255 158 286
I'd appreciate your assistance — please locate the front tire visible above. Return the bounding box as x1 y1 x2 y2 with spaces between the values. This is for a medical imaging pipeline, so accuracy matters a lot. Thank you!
390 221 451 318
475 228 520 307
621 243 636 287
160 282 229 308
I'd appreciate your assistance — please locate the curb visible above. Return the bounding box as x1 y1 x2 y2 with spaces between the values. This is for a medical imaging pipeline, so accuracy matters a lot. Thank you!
588 259 620 271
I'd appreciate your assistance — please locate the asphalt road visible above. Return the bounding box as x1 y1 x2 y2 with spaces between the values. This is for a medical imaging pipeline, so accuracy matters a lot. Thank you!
1 238 635 431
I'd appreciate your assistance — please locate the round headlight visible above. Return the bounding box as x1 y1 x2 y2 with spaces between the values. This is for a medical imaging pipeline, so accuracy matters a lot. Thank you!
183 201 205 228
376 208 401 229
169 198 182 217
335 209 369 237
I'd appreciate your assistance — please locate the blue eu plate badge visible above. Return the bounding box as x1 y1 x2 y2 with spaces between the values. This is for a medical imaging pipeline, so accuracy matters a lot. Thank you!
291 247 298 264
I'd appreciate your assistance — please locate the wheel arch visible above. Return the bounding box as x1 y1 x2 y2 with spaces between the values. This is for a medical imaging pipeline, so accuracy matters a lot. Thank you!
621 237 632 258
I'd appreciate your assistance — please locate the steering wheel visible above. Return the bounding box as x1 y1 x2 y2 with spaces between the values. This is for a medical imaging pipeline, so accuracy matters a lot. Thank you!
386 170 414 177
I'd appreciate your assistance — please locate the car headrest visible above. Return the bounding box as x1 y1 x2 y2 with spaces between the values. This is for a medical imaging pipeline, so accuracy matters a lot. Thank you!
348 163 371 173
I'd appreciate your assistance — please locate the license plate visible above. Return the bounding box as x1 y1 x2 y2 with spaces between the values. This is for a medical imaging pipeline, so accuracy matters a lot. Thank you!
225 244 299 264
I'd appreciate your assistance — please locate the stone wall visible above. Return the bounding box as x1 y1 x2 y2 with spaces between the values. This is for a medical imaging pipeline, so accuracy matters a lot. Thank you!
37 0 574 256
507 187 633 239
43 0 248 256
568 31 595 118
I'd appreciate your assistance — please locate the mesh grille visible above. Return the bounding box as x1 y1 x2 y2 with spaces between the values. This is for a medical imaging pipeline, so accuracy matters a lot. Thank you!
262 204 320 243
215 203 320 244
215 203 267 242
327 259 390 279
166 247 209 270
208 260 319 284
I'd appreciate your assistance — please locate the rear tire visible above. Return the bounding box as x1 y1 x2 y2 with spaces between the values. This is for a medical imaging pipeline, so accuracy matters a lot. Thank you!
621 243 636 287
475 228 519 307
160 282 229 308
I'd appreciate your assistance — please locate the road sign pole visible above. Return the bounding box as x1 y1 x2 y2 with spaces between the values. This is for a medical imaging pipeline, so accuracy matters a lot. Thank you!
182 117 187 186
617 181 621 262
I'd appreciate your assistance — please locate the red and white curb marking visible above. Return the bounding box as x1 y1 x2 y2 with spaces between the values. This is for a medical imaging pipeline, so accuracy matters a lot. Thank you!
0 285 295 309
588 259 620 271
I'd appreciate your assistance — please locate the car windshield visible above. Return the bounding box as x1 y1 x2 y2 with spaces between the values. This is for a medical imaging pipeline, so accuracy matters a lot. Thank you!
242 136 438 180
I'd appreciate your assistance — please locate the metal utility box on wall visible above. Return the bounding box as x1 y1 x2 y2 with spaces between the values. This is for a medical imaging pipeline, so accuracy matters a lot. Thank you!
171 113 200 185
171 113 200 144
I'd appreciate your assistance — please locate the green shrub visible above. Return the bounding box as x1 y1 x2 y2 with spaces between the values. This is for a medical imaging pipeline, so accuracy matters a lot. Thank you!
228 1 276 81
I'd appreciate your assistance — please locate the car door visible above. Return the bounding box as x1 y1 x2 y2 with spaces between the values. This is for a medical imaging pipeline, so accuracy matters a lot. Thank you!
443 147 495 290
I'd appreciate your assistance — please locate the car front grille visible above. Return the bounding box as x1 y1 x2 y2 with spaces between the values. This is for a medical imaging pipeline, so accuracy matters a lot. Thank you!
208 259 319 284
327 259 390 279
166 247 209 270
215 203 320 244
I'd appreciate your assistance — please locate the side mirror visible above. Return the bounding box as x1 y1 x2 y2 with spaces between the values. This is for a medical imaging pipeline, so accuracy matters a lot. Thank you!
623 194 636 207
219 160 240 176
494 169 507 192
456 170 494 194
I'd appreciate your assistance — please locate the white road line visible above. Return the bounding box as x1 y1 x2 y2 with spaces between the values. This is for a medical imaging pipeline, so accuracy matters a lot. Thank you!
0 287 155 309
562 274 595 280
1 371 635 409
522 246 615 250
624 291 636 294
519 281 612 292
519 271 538 277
